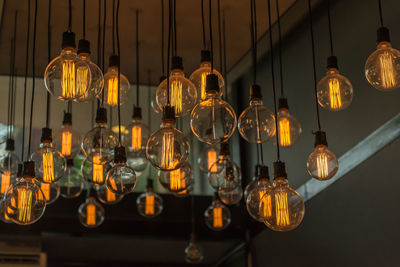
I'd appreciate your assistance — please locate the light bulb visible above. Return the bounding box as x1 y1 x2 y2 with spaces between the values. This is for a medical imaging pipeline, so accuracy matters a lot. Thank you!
124 107 150 153
151 76 166 114
53 112 81 158
44 32 92 101
96 184 124 205
262 161 305 232
173 184 193 198
204 194 231 231
60 159 84 199
185 233 204 264
365 28 400 91
238 85 275 143
100 55 130 106
306 131 338 180
158 162 193 193
81 157 111 186
106 147 137 195
189 50 224 101
81 108 119 165
126 150 149 175
137 179 163 218
36 180 60 205
0 139 20 176
3 161 46 225
197 142 219 173
246 165 272 222
30 128 66 183
78 196 105 228
156 56 197 117
218 185 243 205
146 106 190 171
0 200 13 223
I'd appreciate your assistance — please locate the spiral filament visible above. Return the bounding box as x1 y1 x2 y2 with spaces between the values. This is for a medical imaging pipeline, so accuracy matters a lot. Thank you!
42 151 55 183
86 203 96 226
92 155 104 184
171 80 183 114
259 191 272 219
161 132 175 169
62 131 72 156
275 191 290 227
279 117 291 147
213 206 223 228
316 153 329 179
200 71 210 100
38 183 50 201
207 150 217 172
145 194 155 215
380 51 396 89
1 172 11 195
107 77 119 106
17 188 33 223
131 126 142 151
170 168 186 191
328 78 342 110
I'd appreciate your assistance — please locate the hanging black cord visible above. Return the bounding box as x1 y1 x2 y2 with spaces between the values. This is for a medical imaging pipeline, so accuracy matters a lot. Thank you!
46 0 52 129
83 0 86 39
217 0 222 72
267 0 280 161
21 0 31 160
10 12 18 139
173 0 177 56
101 0 107 104
209 0 214 71
166 0 172 105
250 0 256 84
308 0 322 131
147 70 152 129
116 0 121 142
11 69 17 137
378 0 383 27
275 0 284 97
27 0 38 159
161 0 165 77
327 0 334 56
68 0 72 32
112 0 115 54
7 37 13 140
136 9 140 107
96 0 101 108
222 11 227 100
201 0 206 49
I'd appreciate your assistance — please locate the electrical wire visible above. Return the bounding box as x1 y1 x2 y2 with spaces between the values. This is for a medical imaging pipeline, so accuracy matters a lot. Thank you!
201 0 206 49
327 0 334 56
161 0 165 77
116 0 121 142
222 11 227 100
217 0 222 72
209 0 214 71
112 0 115 55
101 0 107 105
166 0 172 106
83 0 86 39
96 0 101 108
68 0 72 32
45 0 52 129
378 0 383 27
136 9 140 107
173 0 177 56
275 0 285 97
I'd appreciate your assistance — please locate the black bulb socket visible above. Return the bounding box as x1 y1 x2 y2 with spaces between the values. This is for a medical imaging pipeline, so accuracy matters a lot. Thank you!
273 161 287 180
201 50 211 63
171 56 183 70
205 74 220 93
63 111 72 125
254 164 262 177
95 108 107 124
377 27 391 44
109 55 120 67
62 31 76 49
41 127 52 143
327 56 339 70
213 191 219 200
259 165 270 181
17 163 23 178
133 106 142 120
23 161 36 179
114 146 127 164
77 39 91 55
159 75 167 84
191 232 197 242
314 130 328 147
147 178 153 189
66 158 74 167
162 106 176 124
250 84 262 101
220 142 230 156
5 138 15 151
278 98 289 110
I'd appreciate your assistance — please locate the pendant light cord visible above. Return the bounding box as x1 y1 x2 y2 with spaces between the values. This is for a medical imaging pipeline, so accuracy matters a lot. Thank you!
147 70 152 129
68 0 72 32
250 0 257 84
96 0 101 108
161 0 165 77
217 0 223 72
112 0 115 55
116 0 121 142
275 0 284 97
327 0 334 56
82 0 86 39
46 0 52 129
27 0 38 159
101 0 107 105
378 0 384 27
8 11 17 140
308 0 322 131
21 0 31 160
201 0 206 49
209 0 214 71
166 0 172 106
173 0 177 56
136 9 140 107
222 11 227 100
267 0 280 161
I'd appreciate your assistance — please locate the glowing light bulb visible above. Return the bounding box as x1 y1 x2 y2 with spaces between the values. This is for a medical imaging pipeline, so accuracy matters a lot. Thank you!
81 157 111 186
158 162 193 193
96 184 124 205
59 159 84 199
218 185 243 205
185 233 204 264
173 185 193 198
36 180 60 205
78 196 105 228
137 179 163 218
53 113 81 158
204 194 231 231
125 107 150 156
0 172 11 195
0 139 20 181
92 155 104 184
197 131 220 173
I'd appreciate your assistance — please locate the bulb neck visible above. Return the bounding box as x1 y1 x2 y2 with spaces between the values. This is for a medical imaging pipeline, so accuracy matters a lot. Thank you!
170 69 184 77
200 61 211 68
327 68 339 75
278 107 289 114
377 41 392 49
61 47 77 56
250 99 263 106
273 176 289 187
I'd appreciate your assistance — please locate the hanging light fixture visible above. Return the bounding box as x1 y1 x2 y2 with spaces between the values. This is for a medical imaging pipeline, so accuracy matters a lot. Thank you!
365 0 400 91
96 184 124 205
197 131 220 174
36 180 60 205
78 188 105 228
204 192 231 231
59 159 84 199
158 162 194 193
136 179 163 218
185 233 204 264
218 184 243 205
53 111 81 158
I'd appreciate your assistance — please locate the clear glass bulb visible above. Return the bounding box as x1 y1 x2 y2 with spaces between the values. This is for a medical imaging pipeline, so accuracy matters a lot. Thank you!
0 199 13 223
0 150 20 176
35 180 60 205
106 162 137 195
185 234 204 264
197 144 219 173
124 118 150 153
74 53 104 102
218 185 243 205
78 196 105 228
158 162 193 193
204 197 231 231
96 184 124 205
270 108 302 147
208 155 241 192
189 61 224 101
365 41 400 91
262 176 305 232
59 162 84 199
82 122 118 164
173 184 193 198
81 158 112 186
136 182 163 218
30 141 66 183
53 121 81 158
238 98 275 143
307 144 338 180
244 178 258 201
100 65 130 106
156 69 197 117
317 68 353 111
146 119 190 171
151 92 162 114
44 47 92 101
246 178 271 222
126 150 149 175
191 90 237 145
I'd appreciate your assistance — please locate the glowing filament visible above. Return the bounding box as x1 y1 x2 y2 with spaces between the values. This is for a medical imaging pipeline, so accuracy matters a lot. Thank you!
170 169 186 191
86 203 96 226
171 80 183 114
200 71 210 100
316 153 329 179
106 187 116 202
107 77 119 106
279 118 291 147
42 151 55 183
38 183 50 201
213 206 223 228
62 131 72 156
92 155 104 184
275 191 290 226
76 66 89 97
1 172 11 194
17 188 33 223
62 60 76 99
380 51 396 89
161 132 175 169
328 78 342 109
207 150 217 172
145 195 155 215
260 191 272 219
131 126 142 151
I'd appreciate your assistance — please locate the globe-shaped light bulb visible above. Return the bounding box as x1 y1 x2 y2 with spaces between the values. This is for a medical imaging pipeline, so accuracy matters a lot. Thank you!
95 184 124 205
81 157 112 186
218 185 243 205
35 180 60 205
59 159 84 199
173 184 193 198
185 233 204 264
197 144 219 173
246 178 271 222
0 200 13 223
124 109 150 153
136 179 163 218
158 162 193 193
53 113 81 158
78 196 105 228
0 140 20 176
307 144 338 181
126 150 149 175
204 195 231 231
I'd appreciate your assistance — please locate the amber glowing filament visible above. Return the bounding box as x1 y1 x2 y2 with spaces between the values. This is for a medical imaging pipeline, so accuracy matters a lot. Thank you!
200 71 210 100
213 206 223 228
170 168 186 191
107 77 119 106
106 187 116 202
86 203 96 226
1 172 11 194
259 191 272 219
279 117 291 147
131 126 142 151
38 183 50 201
17 188 33 223
328 78 342 109
380 51 396 89
92 155 104 184
171 80 183 114
62 60 86 99
207 150 217 172
42 151 55 183
316 153 329 179
145 195 155 215
62 131 72 156
76 66 89 96
161 132 175 169
275 191 290 227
